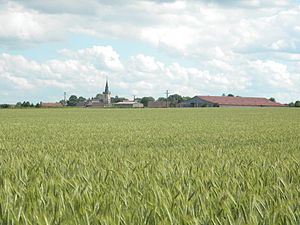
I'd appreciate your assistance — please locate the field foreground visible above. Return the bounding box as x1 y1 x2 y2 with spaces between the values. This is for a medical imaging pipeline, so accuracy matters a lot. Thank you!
0 108 299 224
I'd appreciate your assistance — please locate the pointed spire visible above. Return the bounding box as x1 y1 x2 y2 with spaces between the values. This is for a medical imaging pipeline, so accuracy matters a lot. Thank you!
104 78 109 93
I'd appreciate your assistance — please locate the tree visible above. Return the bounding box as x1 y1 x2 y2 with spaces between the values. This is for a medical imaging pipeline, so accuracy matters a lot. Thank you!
59 100 65 106
67 95 78 106
167 94 184 107
227 94 234 97
182 96 191 102
0 104 10 108
295 101 300 107
157 97 167 102
288 102 295 107
78 96 86 103
134 97 142 103
16 102 22 107
94 94 103 101
269 97 276 102
111 95 128 103
21 101 31 107
140 97 155 107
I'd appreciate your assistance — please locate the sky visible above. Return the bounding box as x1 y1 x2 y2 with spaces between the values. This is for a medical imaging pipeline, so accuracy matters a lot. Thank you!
1 0 300 104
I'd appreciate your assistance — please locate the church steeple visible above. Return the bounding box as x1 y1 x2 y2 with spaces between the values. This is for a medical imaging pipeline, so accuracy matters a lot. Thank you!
103 79 111 105
104 79 109 94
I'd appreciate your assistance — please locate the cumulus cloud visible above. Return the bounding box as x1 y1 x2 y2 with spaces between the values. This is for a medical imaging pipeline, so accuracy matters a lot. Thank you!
0 72 33 89
0 47 254 103
1 0 299 55
59 46 124 71
0 0 300 103
0 2 69 49
250 60 299 91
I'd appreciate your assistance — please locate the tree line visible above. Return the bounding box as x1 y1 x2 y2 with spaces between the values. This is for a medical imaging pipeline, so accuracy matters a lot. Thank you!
288 101 300 107
0 102 42 108
59 93 191 107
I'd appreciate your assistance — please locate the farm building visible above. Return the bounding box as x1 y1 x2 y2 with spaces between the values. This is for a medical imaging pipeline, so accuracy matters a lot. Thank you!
114 101 144 108
178 96 286 107
41 102 63 107
86 100 106 108
148 101 171 108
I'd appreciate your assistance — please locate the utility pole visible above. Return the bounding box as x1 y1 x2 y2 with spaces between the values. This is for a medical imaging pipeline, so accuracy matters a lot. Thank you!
64 92 66 106
133 95 136 102
165 90 169 108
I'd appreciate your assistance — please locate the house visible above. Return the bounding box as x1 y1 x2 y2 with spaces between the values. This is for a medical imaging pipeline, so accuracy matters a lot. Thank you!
114 101 144 108
86 100 106 108
148 101 171 108
178 96 286 107
75 102 86 107
41 102 63 107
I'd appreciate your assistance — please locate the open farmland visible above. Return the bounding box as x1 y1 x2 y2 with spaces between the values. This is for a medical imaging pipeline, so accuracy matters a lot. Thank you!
0 108 299 224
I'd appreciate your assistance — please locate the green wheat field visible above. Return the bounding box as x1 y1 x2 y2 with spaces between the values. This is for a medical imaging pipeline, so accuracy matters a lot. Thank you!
0 108 299 224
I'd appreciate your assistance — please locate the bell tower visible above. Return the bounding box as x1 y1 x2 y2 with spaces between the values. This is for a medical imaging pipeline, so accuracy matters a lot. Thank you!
103 79 111 105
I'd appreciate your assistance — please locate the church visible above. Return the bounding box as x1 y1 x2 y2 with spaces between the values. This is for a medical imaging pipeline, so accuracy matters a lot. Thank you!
77 80 112 108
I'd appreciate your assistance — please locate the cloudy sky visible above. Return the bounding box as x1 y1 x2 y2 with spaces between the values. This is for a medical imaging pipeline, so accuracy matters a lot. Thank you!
1 0 300 104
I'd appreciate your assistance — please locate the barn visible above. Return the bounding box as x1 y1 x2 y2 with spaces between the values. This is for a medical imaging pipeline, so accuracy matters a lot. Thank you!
178 96 286 107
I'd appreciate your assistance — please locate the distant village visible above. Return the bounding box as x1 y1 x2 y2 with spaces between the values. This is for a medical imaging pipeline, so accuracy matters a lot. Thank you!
1 80 300 108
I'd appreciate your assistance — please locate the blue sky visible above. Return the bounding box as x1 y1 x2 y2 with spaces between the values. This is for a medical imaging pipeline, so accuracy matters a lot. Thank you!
1 0 300 104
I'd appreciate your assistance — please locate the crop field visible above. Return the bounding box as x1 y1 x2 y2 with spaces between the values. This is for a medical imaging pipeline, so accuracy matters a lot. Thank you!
0 108 299 224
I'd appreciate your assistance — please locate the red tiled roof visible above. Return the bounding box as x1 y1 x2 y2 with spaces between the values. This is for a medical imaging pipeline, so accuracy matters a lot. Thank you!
196 96 286 106
41 103 63 107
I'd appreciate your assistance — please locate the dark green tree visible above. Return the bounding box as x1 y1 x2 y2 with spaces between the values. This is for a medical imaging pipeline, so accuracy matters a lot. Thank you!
0 104 10 108
182 96 191 102
94 94 103 101
295 101 300 107
269 97 276 102
288 102 295 107
111 96 128 103
78 96 86 102
67 95 78 106
157 97 167 102
167 94 184 107
227 94 234 97
21 101 31 107
140 97 155 107
134 97 142 103
59 100 65 106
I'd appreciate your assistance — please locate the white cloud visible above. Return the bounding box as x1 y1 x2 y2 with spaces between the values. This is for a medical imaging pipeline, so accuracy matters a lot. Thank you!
36 79 74 89
0 2 68 48
1 0 298 56
0 72 33 89
250 60 299 91
59 46 124 71
0 49 253 102
2 0 300 60
0 0 300 103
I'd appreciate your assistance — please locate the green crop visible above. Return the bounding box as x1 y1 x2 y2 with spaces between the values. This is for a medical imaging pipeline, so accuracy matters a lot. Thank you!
0 108 299 224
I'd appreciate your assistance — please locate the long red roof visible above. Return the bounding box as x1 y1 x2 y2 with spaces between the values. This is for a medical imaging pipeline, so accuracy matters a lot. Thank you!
196 96 286 106
41 103 63 107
